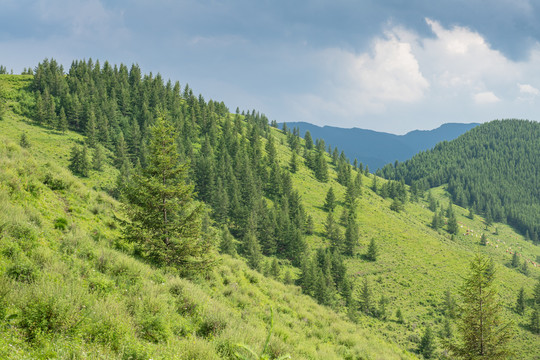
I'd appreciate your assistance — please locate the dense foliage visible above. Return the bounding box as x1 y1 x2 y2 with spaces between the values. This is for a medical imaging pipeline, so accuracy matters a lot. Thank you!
379 120 540 243
29 58 365 310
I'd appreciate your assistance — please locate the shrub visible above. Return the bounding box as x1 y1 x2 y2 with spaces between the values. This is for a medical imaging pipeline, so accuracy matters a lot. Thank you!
7 259 38 283
54 217 68 231
43 173 69 190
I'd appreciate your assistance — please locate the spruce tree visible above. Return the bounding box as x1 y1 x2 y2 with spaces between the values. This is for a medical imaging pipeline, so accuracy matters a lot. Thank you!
418 325 436 359
447 255 513 359
304 131 313 150
511 252 520 268
530 305 540 334
344 215 358 257
515 287 525 315
480 233 487 246
324 187 336 212
534 278 540 305
92 144 105 171
366 238 378 261
219 226 237 257
289 150 298 173
19 132 30 148
123 116 213 273
359 277 372 315
57 107 68 133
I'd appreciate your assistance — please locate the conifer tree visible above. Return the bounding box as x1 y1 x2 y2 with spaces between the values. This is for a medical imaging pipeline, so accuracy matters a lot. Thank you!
324 187 336 212
304 131 313 150
57 107 68 133
86 110 98 147
534 278 540 305
396 308 404 324
19 132 30 148
530 305 540 334
480 233 487 246
442 318 453 339
289 150 298 173
123 116 213 273
511 252 520 268
418 325 436 359
92 144 105 171
219 226 237 257
359 277 372 315
515 287 525 315
305 215 314 235
447 211 458 235
366 238 378 261
68 144 90 177
447 255 513 359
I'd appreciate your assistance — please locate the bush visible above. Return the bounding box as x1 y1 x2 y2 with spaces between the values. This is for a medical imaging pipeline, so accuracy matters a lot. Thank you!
18 282 83 341
7 259 38 283
43 173 69 190
54 217 68 231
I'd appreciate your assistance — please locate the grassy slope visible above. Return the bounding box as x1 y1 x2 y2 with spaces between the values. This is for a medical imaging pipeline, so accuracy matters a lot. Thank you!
1 74 539 359
0 77 414 359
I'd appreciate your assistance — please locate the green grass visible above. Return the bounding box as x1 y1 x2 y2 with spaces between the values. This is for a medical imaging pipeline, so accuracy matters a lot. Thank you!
1 74 540 359
0 75 415 359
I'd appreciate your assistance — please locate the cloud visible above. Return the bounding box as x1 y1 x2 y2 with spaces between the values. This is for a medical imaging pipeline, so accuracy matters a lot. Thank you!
473 91 500 104
518 83 540 95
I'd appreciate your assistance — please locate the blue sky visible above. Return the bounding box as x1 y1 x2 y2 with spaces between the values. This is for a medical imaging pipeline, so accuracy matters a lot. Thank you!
2 0 540 133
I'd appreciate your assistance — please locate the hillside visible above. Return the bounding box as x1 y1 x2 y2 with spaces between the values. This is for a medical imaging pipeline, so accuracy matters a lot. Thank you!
378 120 540 243
1 64 540 360
279 122 478 170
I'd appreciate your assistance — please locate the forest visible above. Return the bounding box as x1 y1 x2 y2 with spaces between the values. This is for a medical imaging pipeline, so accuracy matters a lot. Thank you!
0 59 539 359
378 120 540 244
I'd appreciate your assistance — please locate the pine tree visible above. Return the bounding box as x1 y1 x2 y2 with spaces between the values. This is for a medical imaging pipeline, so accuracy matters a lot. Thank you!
68 144 90 177
442 318 453 339
219 226 237 257
447 211 458 235
396 308 404 324
305 215 314 235
444 289 457 319
19 132 30 148
324 187 336 212
86 110 98 147
418 325 436 359
521 260 529 276
304 131 313 150
123 116 213 273
344 215 358 257
534 278 540 305
447 255 513 359
57 107 68 133
511 252 520 268
92 144 105 171
480 233 487 246
530 305 540 334
515 287 525 315
366 238 378 261
359 277 372 315
289 150 298 173
244 228 263 271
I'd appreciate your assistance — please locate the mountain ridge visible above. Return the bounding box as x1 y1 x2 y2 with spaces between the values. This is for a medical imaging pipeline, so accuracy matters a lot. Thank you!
280 121 479 169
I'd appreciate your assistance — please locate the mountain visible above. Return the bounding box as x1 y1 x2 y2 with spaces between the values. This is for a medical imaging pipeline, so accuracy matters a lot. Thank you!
280 122 479 170
379 119 540 242
1 63 539 359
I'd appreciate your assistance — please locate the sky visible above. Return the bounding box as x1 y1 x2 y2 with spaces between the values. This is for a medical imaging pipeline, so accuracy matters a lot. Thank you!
2 0 540 134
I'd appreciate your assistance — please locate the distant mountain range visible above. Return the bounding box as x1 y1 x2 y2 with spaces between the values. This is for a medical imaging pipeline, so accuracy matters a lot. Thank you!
280 122 480 170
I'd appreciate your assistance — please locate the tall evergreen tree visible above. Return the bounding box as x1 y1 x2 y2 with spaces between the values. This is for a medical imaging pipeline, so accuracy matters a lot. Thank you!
92 144 105 171
515 287 525 315
366 238 378 262
359 277 372 315
57 107 68 133
447 255 513 359
123 116 213 273
418 325 436 359
324 187 336 212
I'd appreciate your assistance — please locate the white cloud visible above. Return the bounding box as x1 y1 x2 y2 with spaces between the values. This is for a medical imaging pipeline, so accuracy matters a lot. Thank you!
518 83 540 95
473 91 500 104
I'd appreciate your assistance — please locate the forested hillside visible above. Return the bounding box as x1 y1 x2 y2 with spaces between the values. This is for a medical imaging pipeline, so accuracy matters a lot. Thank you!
1 61 540 359
280 122 478 170
378 120 540 243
